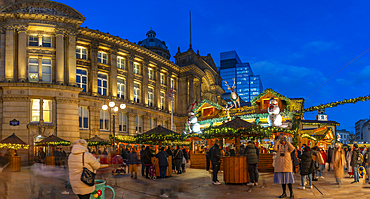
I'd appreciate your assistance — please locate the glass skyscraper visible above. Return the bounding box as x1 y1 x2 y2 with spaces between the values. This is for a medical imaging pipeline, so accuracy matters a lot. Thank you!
220 51 263 102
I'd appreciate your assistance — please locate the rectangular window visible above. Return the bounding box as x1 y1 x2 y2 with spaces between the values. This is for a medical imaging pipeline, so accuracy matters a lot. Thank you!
119 112 127 132
148 68 153 80
29 57 39 82
136 115 143 134
160 73 165 85
160 91 165 110
170 78 174 89
148 87 154 107
100 110 109 130
134 82 140 103
98 73 108 96
117 56 125 70
79 106 89 129
76 69 87 92
43 100 52 122
163 121 168 128
134 62 140 75
42 36 51 47
29 35 38 46
31 99 40 122
98 51 108 64
42 58 51 83
76 46 87 59
117 78 125 99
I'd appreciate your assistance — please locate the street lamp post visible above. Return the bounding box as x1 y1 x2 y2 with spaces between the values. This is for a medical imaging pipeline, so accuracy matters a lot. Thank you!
102 101 126 154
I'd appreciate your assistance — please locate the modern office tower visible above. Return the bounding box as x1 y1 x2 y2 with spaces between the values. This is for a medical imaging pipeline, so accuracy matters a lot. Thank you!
220 51 263 102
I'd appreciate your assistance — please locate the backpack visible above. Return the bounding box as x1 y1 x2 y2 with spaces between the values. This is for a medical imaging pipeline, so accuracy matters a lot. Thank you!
358 153 364 165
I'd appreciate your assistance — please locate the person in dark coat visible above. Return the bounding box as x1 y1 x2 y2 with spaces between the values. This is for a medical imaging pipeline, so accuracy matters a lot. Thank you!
166 146 173 156
54 148 62 167
205 148 210 171
127 148 140 179
38 148 46 164
350 144 361 183
181 146 189 173
155 147 169 180
327 147 333 171
209 140 221 185
140 146 145 177
173 146 183 174
298 145 314 189
364 147 370 183
245 141 259 186
143 146 154 179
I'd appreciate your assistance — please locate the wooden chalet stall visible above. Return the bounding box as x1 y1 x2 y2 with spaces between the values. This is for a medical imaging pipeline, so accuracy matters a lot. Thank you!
186 89 305 183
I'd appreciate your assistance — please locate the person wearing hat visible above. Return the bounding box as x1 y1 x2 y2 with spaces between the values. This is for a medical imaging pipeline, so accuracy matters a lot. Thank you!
209 140 221 185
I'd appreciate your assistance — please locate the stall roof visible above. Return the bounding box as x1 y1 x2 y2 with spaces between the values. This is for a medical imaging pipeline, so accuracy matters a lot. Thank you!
301 120 340 126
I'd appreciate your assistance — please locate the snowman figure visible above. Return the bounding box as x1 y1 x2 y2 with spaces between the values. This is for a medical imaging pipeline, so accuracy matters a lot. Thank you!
267 98 282 127
188 112 201 134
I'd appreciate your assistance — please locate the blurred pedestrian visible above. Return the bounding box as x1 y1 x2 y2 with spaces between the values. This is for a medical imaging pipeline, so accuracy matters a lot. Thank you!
333 143 346 187
347 146 353 177
318 148 327 178
182 146 188 173
273 135 295 199
327 146 333 171
298 145 313 190
209 140 221 185
140 145 145 177
38 148 46 164
127 148 139 179
68 139 100 199
54 148 62 167
173 146 183 174
351 144 361 184
143 146 154 179
155 147 169 180
246 141 259 186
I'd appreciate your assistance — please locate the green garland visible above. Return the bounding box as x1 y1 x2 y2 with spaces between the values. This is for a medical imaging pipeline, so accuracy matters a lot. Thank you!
35 141 71 146
135 133 184 143
87 141 111 146
251 88 291 107
303 94 370 112
193 99 224 113
113 135 137 143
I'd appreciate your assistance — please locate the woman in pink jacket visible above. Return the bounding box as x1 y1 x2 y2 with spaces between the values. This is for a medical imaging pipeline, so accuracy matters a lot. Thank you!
68 139 100 199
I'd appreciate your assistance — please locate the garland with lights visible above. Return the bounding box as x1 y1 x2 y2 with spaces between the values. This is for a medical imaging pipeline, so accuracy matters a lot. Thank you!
135 133 185 143
35 141 71 146
113 135 136 143
251 88 291 109
0 143 29 150
303 94 370 112
87 141 111 146
193 99 224 113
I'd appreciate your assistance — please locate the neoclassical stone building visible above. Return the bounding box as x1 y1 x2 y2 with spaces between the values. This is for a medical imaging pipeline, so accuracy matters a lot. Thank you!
0 0 224 164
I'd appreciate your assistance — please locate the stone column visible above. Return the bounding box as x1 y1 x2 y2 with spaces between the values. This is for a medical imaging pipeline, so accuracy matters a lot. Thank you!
167 72 172 112
197 79 202 102
40 98 44 121
67 31 77 86
90 42 99 96
127 55 134 102
0 29 5 81
38 56 42 82
55 29 65 85
17 26 27 82
178 76 188 115
128 113 136 135
110 48 118 98
155 68 161 109
5 25 15 82
142 61 149 106
189 76 194 105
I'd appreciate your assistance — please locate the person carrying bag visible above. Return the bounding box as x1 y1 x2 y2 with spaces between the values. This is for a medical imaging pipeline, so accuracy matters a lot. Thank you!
69 139 100 199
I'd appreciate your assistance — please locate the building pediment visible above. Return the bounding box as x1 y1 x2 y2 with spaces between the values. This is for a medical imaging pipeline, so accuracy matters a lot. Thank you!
0 1 85 23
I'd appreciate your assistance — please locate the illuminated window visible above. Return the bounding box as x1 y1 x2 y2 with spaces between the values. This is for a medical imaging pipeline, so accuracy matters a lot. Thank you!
98 51 108 64
100 110 109 130
28 57 39 82
134 62 140 75
136 115 143 134
150 118 157 129
31 99 52 122
76 46 87 59
148 68 153 80
160 91 165 110
117 78 125 99
28 35 38 46
170 78 174 89
119 112 127 132
42 36 51 47
134 83 141 103
42 58 51 83
98 73 108 96
79 106 89 129
117 56 125 69
76 69 87 92
160 73 165 85
148 87 154 107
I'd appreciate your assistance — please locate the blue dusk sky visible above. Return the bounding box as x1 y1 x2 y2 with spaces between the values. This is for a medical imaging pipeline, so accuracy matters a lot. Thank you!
60 0 370 133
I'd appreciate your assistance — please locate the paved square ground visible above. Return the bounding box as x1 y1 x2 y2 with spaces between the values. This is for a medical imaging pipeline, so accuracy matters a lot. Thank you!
2 163 370 199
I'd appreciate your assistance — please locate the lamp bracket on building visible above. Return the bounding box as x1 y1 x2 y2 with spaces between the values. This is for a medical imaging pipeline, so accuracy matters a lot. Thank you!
10 119 19 126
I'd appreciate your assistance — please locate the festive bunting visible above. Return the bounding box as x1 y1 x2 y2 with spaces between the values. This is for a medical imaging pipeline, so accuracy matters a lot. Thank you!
303 94 370 112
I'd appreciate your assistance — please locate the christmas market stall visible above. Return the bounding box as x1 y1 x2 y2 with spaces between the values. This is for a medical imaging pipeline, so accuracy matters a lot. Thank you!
35 134 71 165
300 126 336 149
87 135 112 164
0 133 29 171
136 125 185 177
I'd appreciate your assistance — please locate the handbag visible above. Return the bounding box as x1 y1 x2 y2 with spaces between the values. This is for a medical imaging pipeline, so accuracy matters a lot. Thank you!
80 152 95 186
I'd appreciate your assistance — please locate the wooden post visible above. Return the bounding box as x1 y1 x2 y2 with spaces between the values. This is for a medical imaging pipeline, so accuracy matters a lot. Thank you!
159 140 162 149
235 136 241 157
